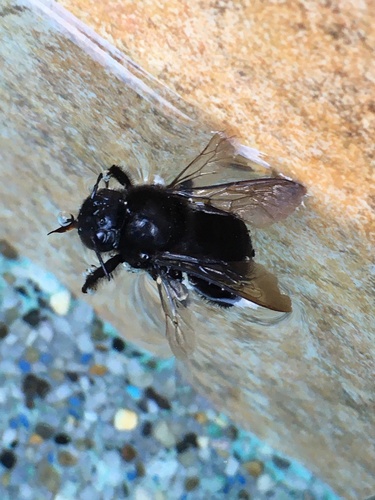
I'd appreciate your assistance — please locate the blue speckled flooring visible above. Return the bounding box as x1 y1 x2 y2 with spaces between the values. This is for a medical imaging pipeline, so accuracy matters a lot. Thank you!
0 244 340 499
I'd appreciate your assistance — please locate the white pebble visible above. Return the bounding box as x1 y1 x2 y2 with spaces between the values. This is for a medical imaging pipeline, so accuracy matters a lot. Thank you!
197 436 209 449
77 485 97 500
50 290 71 315
134 486 153 500
147 456 178 480
76 334 94 353
225 456 239 476
18 485 34 500
0 388 7 405
2 428 17 446
153 420 176 448
25 330 38 346
147 400 159 414
38 323 54 342
48 384 73 402
113 409 138 431
84 411 98 423
257 474 275 493
0 360 18 375
127 359 153 388
79 376 90 392
198 446 211 462
4 332 19 346
107 357 125 375
101 451 122 486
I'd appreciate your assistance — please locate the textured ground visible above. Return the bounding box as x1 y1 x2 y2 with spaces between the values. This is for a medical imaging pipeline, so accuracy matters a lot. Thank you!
0 1 374 497
0 247 339 499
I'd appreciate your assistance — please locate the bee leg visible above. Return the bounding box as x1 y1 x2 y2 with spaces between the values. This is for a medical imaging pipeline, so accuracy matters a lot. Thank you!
82 254 123 293
105 165 132 189
90 172 104 198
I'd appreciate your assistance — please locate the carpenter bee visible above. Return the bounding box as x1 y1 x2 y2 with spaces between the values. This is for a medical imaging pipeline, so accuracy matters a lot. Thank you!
49 133 306 358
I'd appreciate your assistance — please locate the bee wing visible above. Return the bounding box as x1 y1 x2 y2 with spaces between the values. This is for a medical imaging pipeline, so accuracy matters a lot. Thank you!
155 254 292 313
174 178 306 227
168 132 266 189
155 275 196 359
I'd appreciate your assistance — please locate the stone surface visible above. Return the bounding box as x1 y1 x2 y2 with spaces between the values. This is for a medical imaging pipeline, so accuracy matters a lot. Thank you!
0 1 374 498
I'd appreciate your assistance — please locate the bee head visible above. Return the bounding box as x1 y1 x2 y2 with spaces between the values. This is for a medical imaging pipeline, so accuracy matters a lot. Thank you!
48 187 126 255
77 189 126 253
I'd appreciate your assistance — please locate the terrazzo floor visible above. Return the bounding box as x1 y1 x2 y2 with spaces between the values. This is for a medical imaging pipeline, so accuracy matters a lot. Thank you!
0 241 340 499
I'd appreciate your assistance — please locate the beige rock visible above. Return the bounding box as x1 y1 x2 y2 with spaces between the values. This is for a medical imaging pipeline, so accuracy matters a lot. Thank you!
0 1 373 498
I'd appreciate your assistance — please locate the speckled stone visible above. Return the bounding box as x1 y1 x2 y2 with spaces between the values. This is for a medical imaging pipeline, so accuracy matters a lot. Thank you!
120 444 137 462
29 434 44 445
37 462 61 494
135 461 146 478
243 460 264 478
75 438 94 450
89 364 108 376
176 433 198 453
22 374 51 401
0 240 18 260
0 450 17 469
23 309 43 327
58 450 78 467
0 323 9 339
145 387 171 410
50 369 65 382
114 409 138 431
195 411 208 425
24 347 40 363
35 422 55 439
49 289 71 315
272 455 290 470
54 433 71 445
257 474 275 493
91 318 107 341
152 421 176 448
177 449 196 468
1 472 11 488
185 476 200 491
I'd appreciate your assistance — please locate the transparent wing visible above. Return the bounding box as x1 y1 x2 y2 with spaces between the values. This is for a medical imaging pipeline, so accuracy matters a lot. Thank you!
154 253 292 313
174 178 306 227
155 275 196 359
168 133 265 189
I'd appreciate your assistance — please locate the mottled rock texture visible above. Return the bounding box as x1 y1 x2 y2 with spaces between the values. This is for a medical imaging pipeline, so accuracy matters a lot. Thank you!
0 1 374 498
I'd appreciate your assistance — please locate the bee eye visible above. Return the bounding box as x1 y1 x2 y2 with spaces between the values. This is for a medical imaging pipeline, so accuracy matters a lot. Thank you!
96 231 107 243
58 212 74 226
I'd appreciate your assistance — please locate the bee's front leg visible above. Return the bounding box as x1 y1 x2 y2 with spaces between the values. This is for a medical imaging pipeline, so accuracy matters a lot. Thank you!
82 254 123 293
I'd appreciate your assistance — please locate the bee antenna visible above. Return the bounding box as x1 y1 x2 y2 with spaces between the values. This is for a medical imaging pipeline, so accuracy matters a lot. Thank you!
91 173 104 199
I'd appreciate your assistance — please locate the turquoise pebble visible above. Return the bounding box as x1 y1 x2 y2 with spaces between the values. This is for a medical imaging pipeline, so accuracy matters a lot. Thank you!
126 385 142 399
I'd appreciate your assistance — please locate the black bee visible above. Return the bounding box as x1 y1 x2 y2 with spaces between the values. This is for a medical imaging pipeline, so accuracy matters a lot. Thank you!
49 133 306 358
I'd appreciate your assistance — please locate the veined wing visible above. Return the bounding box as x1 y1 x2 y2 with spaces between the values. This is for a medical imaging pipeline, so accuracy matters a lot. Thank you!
174 177 306 228
155 274 196 359
154 253 292 313
168 133 266 189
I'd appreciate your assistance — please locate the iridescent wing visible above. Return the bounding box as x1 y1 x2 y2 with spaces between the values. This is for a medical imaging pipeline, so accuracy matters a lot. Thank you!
155 274 196 359
168 132 267 189
173 178 306 227
154 253 292 313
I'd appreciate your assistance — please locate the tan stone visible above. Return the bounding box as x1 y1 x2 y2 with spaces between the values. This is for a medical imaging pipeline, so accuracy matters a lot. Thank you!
0 1 373 498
